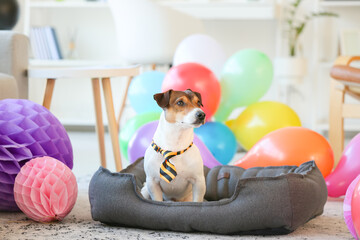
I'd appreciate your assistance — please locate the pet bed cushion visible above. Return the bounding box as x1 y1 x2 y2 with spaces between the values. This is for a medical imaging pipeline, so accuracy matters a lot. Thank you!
89 159 327 235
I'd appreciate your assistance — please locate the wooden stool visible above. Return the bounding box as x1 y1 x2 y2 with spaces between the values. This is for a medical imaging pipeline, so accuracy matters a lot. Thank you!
28 65 140 172
329 56 360 165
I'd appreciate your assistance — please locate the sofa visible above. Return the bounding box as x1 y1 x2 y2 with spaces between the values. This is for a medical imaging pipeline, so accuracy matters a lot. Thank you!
0 31 29 99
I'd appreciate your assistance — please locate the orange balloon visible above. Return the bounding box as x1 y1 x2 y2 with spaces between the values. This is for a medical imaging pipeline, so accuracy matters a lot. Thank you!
234 127 334 177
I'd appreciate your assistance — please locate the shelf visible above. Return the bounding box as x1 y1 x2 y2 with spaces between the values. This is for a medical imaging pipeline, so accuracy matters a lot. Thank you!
28 0 278 20
29 1 108 8
157 0 278 20
320 1 360 7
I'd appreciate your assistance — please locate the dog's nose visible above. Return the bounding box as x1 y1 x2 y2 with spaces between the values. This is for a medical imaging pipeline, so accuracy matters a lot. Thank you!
196 111 206 121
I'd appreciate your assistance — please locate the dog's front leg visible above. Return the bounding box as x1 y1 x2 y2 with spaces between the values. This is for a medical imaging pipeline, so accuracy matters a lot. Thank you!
146 178 163 201
192 176 206 202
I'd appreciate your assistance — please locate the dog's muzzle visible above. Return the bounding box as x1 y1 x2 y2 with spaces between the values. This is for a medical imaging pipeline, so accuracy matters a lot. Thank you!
195 111 206 124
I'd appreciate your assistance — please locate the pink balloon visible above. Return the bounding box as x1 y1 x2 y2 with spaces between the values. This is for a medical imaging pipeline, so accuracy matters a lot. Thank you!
352 177 360 238
14 157 78 222
326 133 360 197
344 175 360 239
128 121 221 168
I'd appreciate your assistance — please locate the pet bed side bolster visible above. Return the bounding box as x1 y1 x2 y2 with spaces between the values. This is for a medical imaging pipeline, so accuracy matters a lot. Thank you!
286 163 328 231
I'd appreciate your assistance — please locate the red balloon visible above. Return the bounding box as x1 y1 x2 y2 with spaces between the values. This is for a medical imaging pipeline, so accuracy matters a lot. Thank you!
352 178 360 239
234 127 334 178
162 63 221 120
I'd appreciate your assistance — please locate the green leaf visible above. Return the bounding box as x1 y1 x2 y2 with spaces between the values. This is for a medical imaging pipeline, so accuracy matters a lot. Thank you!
293 0 302 8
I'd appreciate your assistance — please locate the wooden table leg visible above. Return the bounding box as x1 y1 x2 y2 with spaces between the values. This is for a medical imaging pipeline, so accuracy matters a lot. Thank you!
91 78 107 168
101 77 122 172
329 79 345 167
43 78 56 109
116 76 133 130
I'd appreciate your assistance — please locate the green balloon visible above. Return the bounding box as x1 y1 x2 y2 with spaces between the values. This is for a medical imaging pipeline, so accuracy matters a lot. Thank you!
215 49 273 122
119 112 161 161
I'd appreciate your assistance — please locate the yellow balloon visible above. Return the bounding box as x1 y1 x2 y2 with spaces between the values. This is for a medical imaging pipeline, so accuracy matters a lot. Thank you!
231 101 301 150
225 119 236 129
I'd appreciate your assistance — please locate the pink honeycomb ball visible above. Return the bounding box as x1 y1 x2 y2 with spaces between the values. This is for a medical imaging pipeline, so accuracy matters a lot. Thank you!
14 156 78 222
0 98 73 211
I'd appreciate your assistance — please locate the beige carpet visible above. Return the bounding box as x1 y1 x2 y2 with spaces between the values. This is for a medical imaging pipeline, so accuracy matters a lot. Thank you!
0 177 353 240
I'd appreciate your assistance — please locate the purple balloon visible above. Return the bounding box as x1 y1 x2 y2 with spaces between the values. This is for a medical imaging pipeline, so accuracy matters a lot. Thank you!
193 136 222 169
127 121 221 168
0 99 73 211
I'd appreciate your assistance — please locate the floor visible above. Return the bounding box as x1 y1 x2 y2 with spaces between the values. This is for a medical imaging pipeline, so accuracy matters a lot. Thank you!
0 131 354 240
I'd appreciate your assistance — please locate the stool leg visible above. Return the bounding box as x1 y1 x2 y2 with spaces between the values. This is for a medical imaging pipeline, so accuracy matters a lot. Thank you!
101 77 122 172
43 78 56 109
329 79 345 166
117 76 133 130
91 78 107 168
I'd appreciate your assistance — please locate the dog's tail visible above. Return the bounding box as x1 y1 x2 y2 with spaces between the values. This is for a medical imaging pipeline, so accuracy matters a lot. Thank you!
140 182 151 199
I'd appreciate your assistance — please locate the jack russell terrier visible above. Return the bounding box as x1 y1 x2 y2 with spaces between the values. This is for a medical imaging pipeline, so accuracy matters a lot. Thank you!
141 89 206 202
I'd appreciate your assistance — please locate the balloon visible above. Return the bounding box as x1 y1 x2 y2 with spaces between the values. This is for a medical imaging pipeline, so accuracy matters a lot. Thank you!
326 133 360 197
215 49 273 122
14 157 78 222
234 127 334 178
194 122 237 165
119 112 161 162
352 178 360 239
128 121 221 168
162 63 221 121
224 119 235 129
173 34 227 79
128 71 165 114
230 101 301 150
344 175 360 239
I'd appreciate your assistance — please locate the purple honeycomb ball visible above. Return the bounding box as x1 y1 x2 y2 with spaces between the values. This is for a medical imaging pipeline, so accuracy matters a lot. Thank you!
0 99 73 211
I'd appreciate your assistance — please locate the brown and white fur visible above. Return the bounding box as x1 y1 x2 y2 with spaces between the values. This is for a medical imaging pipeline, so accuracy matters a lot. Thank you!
141 89 206 202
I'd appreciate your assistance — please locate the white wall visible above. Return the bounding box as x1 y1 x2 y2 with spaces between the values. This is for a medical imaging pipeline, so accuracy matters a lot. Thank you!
23 5 280 128
17 1 360 131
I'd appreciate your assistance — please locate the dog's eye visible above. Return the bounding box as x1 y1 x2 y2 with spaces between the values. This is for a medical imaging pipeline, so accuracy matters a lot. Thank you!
177 100 184 106
197 100 202 106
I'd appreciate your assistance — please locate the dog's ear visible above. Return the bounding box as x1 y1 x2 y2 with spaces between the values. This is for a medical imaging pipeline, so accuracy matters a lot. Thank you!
186 89 203 107
192 90 203 107
154 90 172 108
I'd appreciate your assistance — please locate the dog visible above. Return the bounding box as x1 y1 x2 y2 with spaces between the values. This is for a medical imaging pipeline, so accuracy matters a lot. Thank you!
141 89 206 202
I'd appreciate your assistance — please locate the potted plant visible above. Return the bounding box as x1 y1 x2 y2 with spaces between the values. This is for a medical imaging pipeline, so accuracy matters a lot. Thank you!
275 0 338 84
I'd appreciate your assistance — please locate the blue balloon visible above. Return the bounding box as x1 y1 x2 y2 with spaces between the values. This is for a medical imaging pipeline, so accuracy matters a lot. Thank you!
128 71 165 114
194 122 237 165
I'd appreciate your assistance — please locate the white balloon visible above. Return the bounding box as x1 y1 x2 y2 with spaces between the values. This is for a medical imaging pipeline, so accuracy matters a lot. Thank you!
173 34 227 79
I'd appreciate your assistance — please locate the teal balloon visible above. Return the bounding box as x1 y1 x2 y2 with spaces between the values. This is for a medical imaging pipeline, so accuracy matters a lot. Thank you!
215 49 273 122
194 122 237 165
119 112 161 162
128 71 165 114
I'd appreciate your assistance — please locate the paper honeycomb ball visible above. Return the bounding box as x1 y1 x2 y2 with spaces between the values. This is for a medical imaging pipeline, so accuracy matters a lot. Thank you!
0 99 73 211
14 156 78 222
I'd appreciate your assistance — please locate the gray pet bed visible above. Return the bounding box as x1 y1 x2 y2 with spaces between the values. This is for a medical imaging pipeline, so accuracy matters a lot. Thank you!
89 159 327 235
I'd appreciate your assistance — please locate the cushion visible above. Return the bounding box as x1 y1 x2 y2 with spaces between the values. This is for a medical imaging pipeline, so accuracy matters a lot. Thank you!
89 159 327 235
